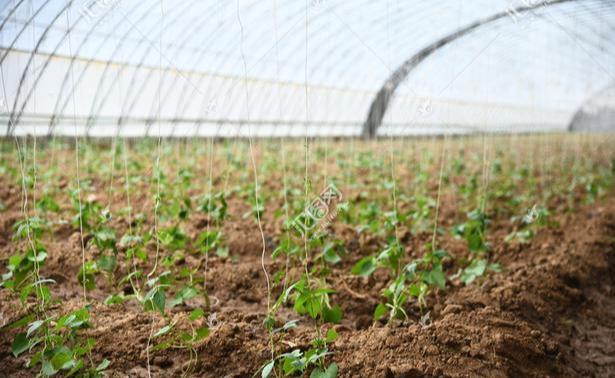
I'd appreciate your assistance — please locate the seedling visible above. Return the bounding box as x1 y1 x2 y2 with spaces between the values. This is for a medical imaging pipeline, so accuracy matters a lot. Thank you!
453 210 500 285
142 271 172 315
506 205 551 243
7 307 110 377
353 238 451 321
157 226 188 251
35 191 60 214
258 329 338 377
243 200 266 222
199 192 228 222
318 239 345 266
151 308 210 375
264 273 342 377
196 230 228 259
3 217 50 304
453 209 488 253
68 186 100 231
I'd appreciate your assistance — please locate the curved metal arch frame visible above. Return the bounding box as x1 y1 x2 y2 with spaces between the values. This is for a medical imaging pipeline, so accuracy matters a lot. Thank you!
10 0 135 134
85 0 448 137
3 0 615 138
378 1 615 137
160 0 325 137
3 0 153 135
118 0 245 137
183 0 327 138
47 0 150 135
135 0 289 137
92 0 615 138
0 0 53 65
7 0 75 136
146 0 322 137
362 0 577 138
81 0 198 133
89 0 284 137
186 0 441 138
49 1 166 135
97 0 221 137
568 81 615 131
0 0 27 33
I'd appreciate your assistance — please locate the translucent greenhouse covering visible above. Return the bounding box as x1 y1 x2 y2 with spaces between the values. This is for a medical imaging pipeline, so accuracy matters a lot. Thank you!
1 0 615 137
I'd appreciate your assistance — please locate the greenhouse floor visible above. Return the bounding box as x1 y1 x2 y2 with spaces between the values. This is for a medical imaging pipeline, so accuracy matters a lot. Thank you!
1 191 614 377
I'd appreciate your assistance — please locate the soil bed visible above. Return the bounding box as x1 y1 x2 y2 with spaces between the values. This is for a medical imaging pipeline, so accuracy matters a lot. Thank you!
1 194 614 377
0 137 614 377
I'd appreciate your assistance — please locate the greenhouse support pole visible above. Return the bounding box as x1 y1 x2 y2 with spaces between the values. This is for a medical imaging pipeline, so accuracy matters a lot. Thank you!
362 0 575 138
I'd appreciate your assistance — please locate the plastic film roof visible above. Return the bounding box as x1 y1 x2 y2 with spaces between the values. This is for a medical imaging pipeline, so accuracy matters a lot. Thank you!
1 0 615 137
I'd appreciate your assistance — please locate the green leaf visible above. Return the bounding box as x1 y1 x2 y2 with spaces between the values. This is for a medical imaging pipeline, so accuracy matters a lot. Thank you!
104 293 128 305
433 249 449 260
262 360 275 378
27 320 44 337
50 350 74 370
29 351 42 369
194 326 210 341
98 254 117 272
153 325 173 338
467 232 483 251
11 333 29 357
322 305 343 324
273 319 299 333
66 359 85 377
168 286 197 308
119 234 142 247
351 256 377 277
42 359 57 376
38 285 51 303
96 359 111 372
152 340 173 351
27 251 47 263
460 259 488 285
408 283 422 297
298 294 322 320
310 363 338 378
78 262 98 291
144 288 167 314
323 244 342 264
373 303 388 320
404 262 418 279
1 313 35 331
179 331 193 342
274 281 298 309
424 265 446 289
152 290 166 314
216 247 229 258
19 286 32 304
282 355 300 375
189 308 204 321
325 329 338 343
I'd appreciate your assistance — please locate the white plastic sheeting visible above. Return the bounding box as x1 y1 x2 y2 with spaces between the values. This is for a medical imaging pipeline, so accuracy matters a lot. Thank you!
1 0 614 136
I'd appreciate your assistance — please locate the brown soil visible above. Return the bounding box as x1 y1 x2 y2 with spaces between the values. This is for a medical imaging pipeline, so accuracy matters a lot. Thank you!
0 192 613 377
0 138 614 377
332 199 615 378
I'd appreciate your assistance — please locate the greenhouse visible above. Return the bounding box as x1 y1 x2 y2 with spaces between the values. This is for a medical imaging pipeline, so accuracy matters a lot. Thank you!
0 0 614 376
